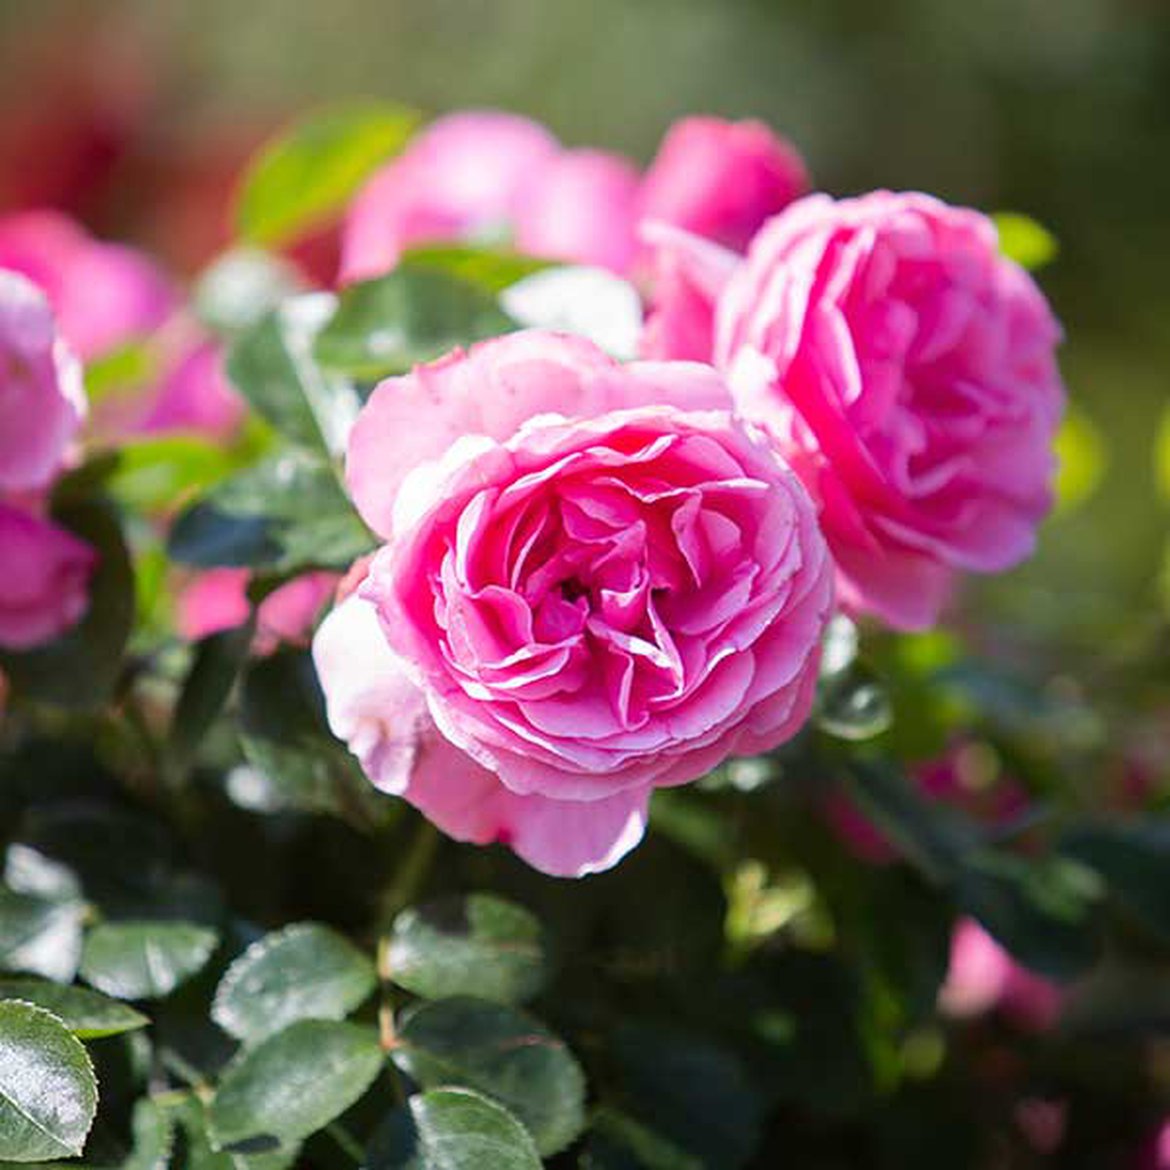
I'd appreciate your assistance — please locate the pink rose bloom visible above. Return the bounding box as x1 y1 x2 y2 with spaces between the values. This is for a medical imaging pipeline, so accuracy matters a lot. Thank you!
136 339 245 441
177 568 338 655
0 504 97 650
939 917 1062 1032
715 191 1065 630
0 270 86 492
639 223 738 363
340 111 559 283
514 149 641 275
0 210 176 361
318 331 832 876
638 116 809 253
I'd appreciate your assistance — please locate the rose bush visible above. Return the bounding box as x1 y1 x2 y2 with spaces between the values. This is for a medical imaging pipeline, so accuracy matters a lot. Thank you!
0 99 1162 1170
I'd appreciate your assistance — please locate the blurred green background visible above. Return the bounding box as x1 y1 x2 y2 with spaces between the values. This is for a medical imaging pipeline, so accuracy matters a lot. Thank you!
1 0 1167 653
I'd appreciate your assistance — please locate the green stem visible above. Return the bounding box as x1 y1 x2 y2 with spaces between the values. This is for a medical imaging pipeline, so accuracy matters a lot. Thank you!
378 820 440 926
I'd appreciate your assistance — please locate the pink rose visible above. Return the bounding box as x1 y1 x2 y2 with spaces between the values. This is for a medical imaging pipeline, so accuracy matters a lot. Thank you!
514 149 641 274
177 568 338 655
136 339 245 441
638 116 809 252
340 111 559 283
0 504 97 650
319 331 832 875
0 270 86 492
716 191 1065 629
939 917 1062 1032
0 210 176 361
639 223 738 363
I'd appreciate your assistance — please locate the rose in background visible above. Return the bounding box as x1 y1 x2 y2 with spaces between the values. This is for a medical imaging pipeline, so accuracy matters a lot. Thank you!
315 331 832 875
177 568 339 655
0 270 96 649
0 209 246 444
341 110 807 283
646 191 1065 630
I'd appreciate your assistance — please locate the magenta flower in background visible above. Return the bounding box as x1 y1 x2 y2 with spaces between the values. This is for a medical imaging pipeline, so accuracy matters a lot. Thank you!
940 917 1063 1032
340 110 810 284
0 504 97 651
135 336 246 441
0 270 87 493
340 111 560 283
638 115 809 253
0 209 176 362
514 149 641 276
0 270 96 650
316 331 832 875
711 191 1064 630
177 567 339 655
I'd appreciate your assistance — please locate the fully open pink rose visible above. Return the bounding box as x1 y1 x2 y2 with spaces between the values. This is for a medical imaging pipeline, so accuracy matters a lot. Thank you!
514 149 641 274
716 191 1065 629
0 210 176 361
0 270 86 493
639 116 809 253
340 112 559 283
321 331 832 875
0 504 97 650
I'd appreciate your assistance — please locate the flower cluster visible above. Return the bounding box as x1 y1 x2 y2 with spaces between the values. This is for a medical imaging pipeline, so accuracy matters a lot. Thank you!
306 111 1066 876
0 108 1065 877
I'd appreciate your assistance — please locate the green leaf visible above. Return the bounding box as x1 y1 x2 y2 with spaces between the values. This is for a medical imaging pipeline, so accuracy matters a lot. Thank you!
160 1095 297 1170
230 649 391 827
1061 820 1170 940
107 435 258 514
0 980 147 1039
0 889 84 983
1054 407 1107 516
1155 403 1170 506
226 295 360 456
117 1098 174 1170
208 1020 384 1152
816 659 893 742
843 758 977 883
403 245 551 293
80 921 220 1000
0 1000 97 1162
236 102 420 247
212 923 376 1044
168 452 374 572
0 500 134 709
393 997 586 1156
385 895 547 1005
314 262 517 381
992 212 1058 271
367 1088 542 1170
955 850 1100 980
167 624 256 780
